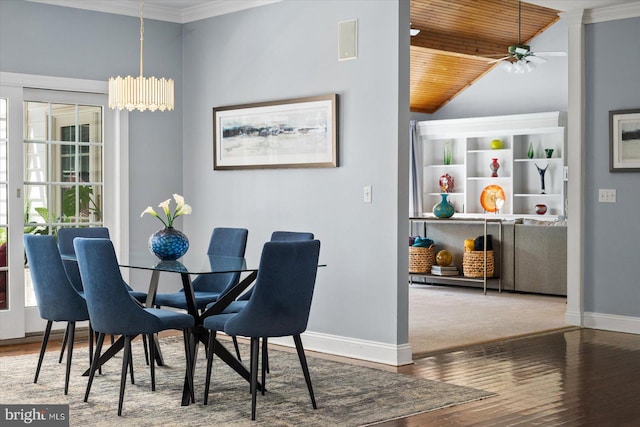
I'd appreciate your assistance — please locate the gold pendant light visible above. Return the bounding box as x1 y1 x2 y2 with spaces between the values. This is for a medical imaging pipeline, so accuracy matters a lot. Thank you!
108 0 174 112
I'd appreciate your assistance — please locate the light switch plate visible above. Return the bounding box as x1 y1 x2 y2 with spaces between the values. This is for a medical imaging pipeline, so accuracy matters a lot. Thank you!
598 189 616 203
363 186 372 203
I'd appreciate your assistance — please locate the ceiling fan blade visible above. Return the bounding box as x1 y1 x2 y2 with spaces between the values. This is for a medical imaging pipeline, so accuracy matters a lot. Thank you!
526 55 547 64
534 51 567 57
488 56 511 64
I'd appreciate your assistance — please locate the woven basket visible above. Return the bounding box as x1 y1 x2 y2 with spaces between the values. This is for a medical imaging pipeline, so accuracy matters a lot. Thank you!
462 250 495 278
409 246 435 274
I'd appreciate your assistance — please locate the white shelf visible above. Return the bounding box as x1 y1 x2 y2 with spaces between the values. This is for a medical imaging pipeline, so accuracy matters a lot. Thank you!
417 112 566 218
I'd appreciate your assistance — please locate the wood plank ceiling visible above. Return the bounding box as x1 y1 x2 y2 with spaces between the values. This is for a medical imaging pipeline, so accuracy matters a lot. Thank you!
410 0 561 113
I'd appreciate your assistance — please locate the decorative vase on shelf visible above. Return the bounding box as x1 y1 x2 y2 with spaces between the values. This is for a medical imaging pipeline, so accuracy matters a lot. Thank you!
535 163 548 194
149 227 189 260
490 158 500 177
433 193 455 218
443 141 452 165
535 204 548 215
545 148 554 158
528 142 534 159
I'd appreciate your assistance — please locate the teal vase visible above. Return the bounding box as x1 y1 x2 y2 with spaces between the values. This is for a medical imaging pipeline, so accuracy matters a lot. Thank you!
433 193 455 218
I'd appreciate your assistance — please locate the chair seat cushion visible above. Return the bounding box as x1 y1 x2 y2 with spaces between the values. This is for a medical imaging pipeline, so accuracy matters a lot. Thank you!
143 308 195 332
129 290 147 303
155 291 221 310
221 300 248 314
203 313 237 332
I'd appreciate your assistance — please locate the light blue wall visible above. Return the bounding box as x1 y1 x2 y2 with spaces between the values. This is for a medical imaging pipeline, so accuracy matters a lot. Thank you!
0 0 185 269
181 0 410 346
584 17 640 317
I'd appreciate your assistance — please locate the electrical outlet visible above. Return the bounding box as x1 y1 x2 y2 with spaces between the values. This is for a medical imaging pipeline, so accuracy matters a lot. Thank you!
363 186 372 203
598 189 616 203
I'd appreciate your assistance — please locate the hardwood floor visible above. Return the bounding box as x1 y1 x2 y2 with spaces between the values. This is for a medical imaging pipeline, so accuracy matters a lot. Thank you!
2 328 639 425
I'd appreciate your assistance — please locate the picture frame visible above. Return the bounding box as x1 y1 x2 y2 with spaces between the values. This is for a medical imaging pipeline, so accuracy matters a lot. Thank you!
213 94 338 170
610 108 640 172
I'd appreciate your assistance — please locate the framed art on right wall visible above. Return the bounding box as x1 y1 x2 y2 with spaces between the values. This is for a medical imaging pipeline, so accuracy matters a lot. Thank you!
610 108 640 172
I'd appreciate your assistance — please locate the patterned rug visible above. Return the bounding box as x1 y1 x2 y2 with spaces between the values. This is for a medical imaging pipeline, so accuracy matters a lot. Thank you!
0 336 494 426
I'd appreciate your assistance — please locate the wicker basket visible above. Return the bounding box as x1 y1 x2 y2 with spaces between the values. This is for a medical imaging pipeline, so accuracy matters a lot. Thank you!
462 250 495 278
409 246 435 274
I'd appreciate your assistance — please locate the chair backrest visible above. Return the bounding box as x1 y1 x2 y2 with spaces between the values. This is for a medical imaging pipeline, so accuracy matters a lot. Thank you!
191 227 248 293
23 235 89 322
224 240 320 338
270 231 314 242
73 238 157 335
236 231 315 301
58 227 110 291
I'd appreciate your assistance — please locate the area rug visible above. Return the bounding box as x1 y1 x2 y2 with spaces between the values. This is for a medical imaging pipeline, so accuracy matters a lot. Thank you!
0 336 493 426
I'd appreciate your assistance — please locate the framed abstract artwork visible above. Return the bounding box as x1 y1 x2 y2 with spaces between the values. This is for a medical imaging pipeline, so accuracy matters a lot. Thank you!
610 109 640 172
213 94 338 170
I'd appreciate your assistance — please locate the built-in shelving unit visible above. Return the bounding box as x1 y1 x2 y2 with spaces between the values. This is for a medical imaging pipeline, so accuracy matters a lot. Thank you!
417 112 567 219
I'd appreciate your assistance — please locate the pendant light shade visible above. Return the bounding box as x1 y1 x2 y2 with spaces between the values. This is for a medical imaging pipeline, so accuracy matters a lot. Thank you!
108 75 174 112
108 1 174 112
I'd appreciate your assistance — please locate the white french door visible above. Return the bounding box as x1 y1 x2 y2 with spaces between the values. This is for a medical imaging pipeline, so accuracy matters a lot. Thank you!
0 85 26 339
0 74 128 340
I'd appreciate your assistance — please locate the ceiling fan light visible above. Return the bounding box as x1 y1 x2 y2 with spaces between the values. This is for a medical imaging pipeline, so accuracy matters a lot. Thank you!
500 61 514 73
525 61 536 72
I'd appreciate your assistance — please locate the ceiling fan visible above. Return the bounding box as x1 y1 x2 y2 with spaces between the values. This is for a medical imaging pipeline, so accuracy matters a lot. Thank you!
488 0 566 72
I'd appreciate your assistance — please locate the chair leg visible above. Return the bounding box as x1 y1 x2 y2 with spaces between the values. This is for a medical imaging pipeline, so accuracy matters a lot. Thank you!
64 322 75 395
88 324 94 367
204 331 216 405
34 321 53 383
143 334 150 366
111 334 115 345
261 338 267 395
182 329 195 404
118 336 132 416
128 340 135 385
250 337 259 420
293 335 317 409
85 333 105 402
148 334 156 391
58 324 68 363
232 336 241 361
264 338 270 374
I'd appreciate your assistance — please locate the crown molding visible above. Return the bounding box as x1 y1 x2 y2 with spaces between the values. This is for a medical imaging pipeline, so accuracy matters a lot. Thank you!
26 0 282 24
560 1 640 23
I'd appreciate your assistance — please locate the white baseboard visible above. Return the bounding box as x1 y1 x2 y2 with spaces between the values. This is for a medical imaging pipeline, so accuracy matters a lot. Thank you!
269 331 414 367
583 312 640 334
565 310 583 327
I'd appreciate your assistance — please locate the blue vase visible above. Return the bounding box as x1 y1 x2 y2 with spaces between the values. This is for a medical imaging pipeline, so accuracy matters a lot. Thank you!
433 193 455 218
149 227 189 260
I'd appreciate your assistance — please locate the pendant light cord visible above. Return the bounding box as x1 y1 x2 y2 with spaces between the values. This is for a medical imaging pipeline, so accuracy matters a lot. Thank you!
139 0 144 77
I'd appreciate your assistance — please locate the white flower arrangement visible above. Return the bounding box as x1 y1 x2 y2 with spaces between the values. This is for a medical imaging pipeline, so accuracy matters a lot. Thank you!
141 194 192 228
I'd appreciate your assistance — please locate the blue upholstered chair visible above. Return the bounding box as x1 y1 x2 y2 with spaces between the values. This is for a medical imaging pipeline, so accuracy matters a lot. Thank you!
23 234 92 395
57 227 147 302
74 238 195 416
227 231 315 361
57 227 149 362
154 227 248 311
203 240 320 420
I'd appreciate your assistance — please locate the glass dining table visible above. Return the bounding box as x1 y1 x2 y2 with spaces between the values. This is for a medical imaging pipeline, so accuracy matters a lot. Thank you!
64 251 261 406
